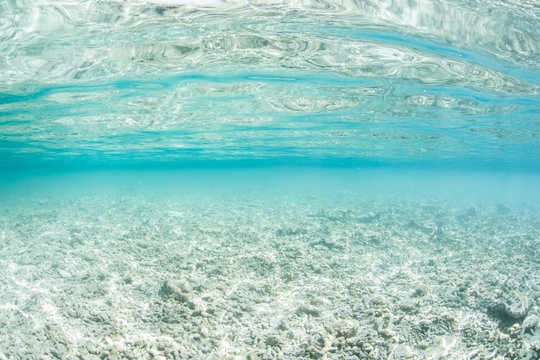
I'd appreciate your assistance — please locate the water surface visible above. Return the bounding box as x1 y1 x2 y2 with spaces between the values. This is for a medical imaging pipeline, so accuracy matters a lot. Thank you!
1 1 539 359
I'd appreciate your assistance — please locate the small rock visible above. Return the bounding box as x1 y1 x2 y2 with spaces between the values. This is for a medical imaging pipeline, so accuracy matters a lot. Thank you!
326 319 358 339
66 308 78 318
488 297 532 323
86 342 100 354
362 343 374 353
296 305 321 317
247 352 260 360
371 296 385 305
522 315 540 336
159 280 191 303
58 269 71 278
412 284 428 297
509 323 520 335
378 328 396 339
390 344 414 359
418 319 431 331
265 335 284 347
399 300 417 314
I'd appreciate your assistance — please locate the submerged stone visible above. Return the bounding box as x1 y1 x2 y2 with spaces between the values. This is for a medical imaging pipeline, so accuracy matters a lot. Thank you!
159 279 191 304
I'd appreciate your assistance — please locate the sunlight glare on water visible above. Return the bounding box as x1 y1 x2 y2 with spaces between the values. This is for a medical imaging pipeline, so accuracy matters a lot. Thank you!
0 0 538 168
1 1 540 359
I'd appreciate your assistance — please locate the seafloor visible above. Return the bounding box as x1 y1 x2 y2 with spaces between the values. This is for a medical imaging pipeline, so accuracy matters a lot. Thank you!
0 169 539 359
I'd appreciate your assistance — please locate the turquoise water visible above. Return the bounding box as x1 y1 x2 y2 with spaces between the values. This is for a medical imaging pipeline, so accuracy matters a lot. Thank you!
1 1 540 359
1 0 539 168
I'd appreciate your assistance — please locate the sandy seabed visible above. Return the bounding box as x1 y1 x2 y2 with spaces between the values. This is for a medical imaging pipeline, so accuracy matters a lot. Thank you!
0 172 539 359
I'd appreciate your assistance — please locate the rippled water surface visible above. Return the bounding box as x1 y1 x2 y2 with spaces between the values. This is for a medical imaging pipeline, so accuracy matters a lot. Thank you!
1 0 539 167
2 2 540 359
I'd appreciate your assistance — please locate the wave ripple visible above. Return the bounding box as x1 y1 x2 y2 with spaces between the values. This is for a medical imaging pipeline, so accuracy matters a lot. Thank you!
0 0 538 167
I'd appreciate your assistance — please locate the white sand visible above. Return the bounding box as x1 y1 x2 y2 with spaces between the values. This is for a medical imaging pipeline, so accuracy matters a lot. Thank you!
0 169 538 359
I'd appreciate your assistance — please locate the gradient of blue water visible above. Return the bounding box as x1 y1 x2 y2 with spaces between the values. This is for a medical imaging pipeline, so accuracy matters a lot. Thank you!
1 3 540 358
1 71 538 169
0 0 539 171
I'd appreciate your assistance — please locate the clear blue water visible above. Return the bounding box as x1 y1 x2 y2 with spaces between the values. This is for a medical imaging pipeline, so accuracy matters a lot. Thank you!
0 0 539 169
1 1 540 359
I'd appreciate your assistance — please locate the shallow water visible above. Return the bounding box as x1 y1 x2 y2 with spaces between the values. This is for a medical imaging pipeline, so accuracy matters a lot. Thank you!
1 0 540 359
1 168 539 359
1 0 539 167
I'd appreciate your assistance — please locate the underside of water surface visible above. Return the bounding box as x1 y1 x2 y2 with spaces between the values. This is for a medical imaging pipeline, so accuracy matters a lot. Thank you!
0 0 539 168
1 1 540 359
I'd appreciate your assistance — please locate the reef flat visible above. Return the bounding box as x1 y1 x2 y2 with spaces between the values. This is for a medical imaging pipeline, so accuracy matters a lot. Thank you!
0 169 538 359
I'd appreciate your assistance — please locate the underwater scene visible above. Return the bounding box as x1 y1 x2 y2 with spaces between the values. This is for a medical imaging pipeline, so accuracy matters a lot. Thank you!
1 0 539 359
